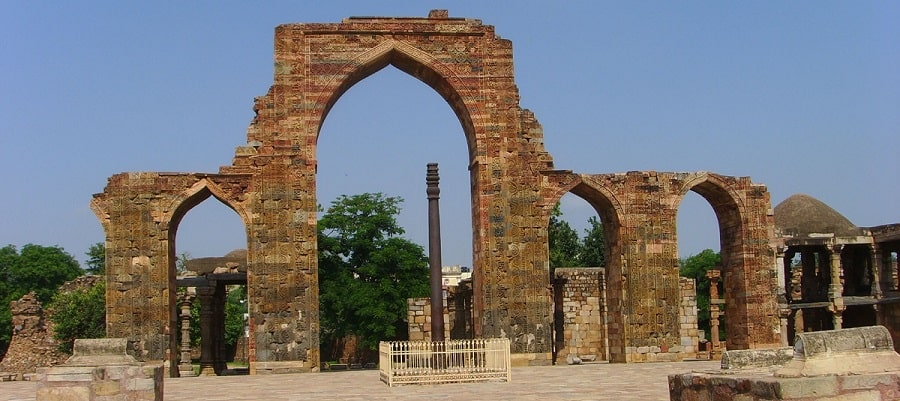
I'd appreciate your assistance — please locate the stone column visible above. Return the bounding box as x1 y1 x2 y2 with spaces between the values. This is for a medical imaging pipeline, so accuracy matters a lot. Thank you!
196 286 216 376
828 245 845 330
213 281 227 375
177 289 196 377
776 247 790 346
706 269 723 359
871 245 885 298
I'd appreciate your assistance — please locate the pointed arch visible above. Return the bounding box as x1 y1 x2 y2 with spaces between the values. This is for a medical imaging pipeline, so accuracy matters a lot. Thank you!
672 172 760 349
314 39 479 158
162 177 249 232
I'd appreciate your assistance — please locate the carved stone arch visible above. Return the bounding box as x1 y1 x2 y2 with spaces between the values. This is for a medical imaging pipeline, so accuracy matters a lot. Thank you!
672 172 748 253
89 196 111 234
164 177 250 232
671 172 780 350
673 172 746 216
314 38 480 158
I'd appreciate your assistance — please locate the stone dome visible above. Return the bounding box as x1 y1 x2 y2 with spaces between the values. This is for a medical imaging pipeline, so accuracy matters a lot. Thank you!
773 194 862 237
185 249 247 274
224 249 247 259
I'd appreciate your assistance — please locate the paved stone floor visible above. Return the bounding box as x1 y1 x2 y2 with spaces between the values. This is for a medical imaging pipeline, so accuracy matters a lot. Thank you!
0 360 719 401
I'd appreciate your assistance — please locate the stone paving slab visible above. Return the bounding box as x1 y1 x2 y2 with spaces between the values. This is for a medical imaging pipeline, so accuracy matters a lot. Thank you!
0 361 719 401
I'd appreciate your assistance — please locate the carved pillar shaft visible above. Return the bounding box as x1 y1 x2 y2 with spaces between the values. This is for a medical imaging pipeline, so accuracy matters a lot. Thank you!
829 246 845 329
177 290 196 377
871 245 885 297
196 286 216 376
213 282 227 375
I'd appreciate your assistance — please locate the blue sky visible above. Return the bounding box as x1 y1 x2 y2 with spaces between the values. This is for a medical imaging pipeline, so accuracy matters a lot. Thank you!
2 2 897 267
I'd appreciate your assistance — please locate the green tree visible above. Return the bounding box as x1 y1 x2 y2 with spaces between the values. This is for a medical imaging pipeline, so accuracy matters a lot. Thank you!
0 246 17 357
0 244 82 357
48 280 106 353
317 193 429 351
679 249 721 340
223 286 247 351
548 203 581 269
579 216 606 267
85 242 105 275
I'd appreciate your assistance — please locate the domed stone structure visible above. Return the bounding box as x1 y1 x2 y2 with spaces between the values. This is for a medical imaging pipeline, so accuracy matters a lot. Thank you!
774 194 862 238
773 194 900 350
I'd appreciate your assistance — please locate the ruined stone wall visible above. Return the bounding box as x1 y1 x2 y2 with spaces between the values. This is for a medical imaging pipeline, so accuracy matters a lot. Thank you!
541 171 780 362
679 277 699 358
91 173 252 366
0 293 66 375
407 298 449 342
0 276 103 375
408 283 473 342
553 268 607 362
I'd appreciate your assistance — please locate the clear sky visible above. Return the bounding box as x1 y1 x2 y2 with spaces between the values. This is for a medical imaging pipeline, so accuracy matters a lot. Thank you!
2 2 897 268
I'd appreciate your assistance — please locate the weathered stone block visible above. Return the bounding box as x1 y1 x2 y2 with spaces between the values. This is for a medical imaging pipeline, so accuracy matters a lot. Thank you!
721 347 793 370
776 376 839 398
36 386 91 401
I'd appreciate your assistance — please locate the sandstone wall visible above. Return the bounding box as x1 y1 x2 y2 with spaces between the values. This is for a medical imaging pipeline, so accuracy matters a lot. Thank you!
553 268 606 363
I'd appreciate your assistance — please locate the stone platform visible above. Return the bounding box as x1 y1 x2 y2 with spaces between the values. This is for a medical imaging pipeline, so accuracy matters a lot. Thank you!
1 360 718 401
669 326 900 400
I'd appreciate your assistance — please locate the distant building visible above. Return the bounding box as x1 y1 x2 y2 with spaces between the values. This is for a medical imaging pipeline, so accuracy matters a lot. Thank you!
442 265 472 287
773 193 900 348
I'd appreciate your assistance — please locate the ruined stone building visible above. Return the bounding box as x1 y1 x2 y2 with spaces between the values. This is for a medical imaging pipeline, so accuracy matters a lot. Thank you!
91 10 784 375
0 276 103 376
773 194 900 348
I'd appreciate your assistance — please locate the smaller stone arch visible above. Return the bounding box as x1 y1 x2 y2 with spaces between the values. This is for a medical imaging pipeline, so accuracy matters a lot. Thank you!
164 177 251 233
672 172 779 350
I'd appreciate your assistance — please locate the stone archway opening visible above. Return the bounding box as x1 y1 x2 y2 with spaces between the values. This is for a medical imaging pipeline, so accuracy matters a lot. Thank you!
169 188 249 377
551 182 622 361
675 191 722 353
315 65 473 363
679 179 751 351
549 192 611 365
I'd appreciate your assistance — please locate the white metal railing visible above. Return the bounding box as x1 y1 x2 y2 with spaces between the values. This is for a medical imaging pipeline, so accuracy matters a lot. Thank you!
379 338 511 386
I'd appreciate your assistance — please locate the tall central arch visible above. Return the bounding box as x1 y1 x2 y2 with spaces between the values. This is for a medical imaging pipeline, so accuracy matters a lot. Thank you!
225 11 558 369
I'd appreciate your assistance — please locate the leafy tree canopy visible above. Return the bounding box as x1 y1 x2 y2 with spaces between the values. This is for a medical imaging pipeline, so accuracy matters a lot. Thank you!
48 280 106 353
579 216 606 268
679 249 722 340
548 203 606 269
318 193 429 350
85 242 105 275
549 203 581 268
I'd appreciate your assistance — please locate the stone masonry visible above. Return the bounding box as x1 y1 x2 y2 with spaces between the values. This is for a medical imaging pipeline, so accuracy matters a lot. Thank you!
679 277 700 359
670 326 900 400
92 10 780 372
35 338 163 401
552 268 607 363
0 293 67 377
542 171 780 362
0 276 103 377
